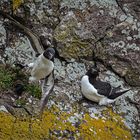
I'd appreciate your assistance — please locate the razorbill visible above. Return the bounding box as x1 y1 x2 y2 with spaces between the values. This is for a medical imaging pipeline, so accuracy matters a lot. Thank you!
81 67 130 105
28 47 55 82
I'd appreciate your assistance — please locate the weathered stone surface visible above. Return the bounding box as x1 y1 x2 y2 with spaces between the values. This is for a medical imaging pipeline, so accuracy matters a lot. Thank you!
3 36 36 65
94 18 140 86
54 0 140 86
0 0 140 139
54 11 93 60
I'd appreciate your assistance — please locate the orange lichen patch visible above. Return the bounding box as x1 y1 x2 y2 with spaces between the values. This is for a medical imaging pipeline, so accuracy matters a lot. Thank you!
0 106 132 140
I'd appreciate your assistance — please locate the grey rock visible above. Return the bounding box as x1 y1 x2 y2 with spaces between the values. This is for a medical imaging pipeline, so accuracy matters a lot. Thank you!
0 0 139 139
0 105 8 112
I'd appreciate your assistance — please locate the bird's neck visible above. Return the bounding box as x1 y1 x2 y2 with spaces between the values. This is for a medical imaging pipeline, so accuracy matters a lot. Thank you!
88 75 97 84
87 73 96 79
40 54 50 62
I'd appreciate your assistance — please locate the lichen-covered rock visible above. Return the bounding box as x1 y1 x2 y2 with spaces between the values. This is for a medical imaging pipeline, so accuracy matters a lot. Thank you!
94 18 140 86
56 0 140 86
59 0 140 87
0 0 140 139
54 11 93 60
3 36 36 65
0 106 132 140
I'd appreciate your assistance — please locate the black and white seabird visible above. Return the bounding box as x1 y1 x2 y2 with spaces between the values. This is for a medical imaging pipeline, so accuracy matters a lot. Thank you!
81 67 130 105
28 47 55 82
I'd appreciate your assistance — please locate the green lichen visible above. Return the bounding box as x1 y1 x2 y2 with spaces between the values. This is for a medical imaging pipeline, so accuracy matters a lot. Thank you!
0 106 132 140
55 28 70 41
55 34 92 60
68 38 92 59
54 18 93 60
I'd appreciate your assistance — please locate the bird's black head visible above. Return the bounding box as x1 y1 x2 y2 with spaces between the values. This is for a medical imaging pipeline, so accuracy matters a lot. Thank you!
43 47 55 60
86 66 100 78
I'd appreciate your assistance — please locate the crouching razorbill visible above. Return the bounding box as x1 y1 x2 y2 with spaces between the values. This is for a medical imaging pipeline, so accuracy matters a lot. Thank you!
81 67 130 105
28 47 55 82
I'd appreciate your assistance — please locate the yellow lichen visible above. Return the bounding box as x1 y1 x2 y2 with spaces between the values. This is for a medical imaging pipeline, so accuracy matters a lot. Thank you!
79 108 132 140
12 0 23 13
0 106 132 140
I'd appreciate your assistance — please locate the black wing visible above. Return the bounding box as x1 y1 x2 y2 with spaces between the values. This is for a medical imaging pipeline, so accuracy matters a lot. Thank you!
90 79 112 97
108 89 130 99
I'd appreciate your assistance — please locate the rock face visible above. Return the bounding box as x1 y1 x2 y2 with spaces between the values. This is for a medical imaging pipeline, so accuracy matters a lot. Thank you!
54 11 93 60
0 0 140 139
56 0 140 87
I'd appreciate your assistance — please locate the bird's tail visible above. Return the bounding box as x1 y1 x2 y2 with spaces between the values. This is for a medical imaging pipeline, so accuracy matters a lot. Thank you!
108 89 130 99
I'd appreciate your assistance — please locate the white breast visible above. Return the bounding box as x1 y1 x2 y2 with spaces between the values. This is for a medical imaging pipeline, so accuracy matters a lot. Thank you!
81 75 104 103
30 54 54 81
